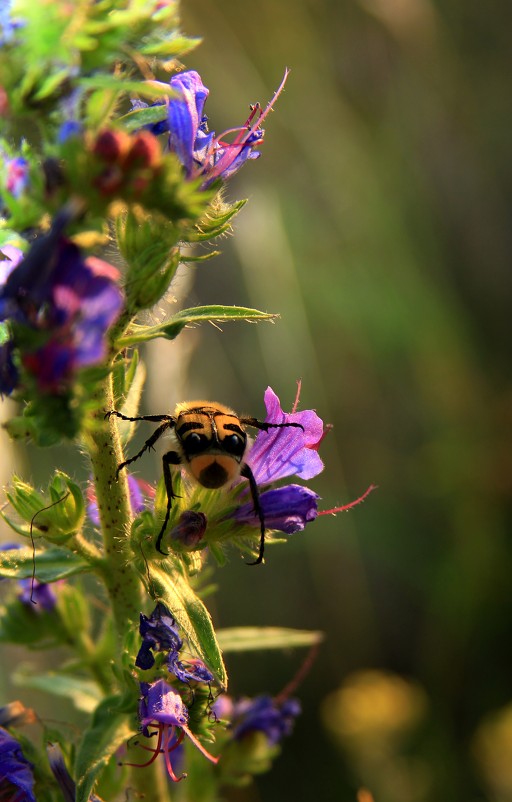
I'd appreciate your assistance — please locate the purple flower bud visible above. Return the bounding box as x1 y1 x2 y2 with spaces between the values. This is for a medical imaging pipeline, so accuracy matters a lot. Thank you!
170 510 207 548
0 726 36 802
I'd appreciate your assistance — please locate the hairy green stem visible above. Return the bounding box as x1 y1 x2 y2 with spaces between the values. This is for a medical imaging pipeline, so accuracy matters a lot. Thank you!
85 372 142 633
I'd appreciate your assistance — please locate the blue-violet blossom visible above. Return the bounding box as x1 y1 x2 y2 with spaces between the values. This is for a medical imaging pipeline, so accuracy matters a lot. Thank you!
233 386 375 536
232 386 323 535
136 602 214 685
132 679 218 782
4 158 29 198
136 69 289 187
0 236 122 393
227 695 301 746
0 727 36 802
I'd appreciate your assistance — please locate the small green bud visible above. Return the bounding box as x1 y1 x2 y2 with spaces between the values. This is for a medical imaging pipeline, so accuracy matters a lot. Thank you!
116 209 181 312
3 472 85 543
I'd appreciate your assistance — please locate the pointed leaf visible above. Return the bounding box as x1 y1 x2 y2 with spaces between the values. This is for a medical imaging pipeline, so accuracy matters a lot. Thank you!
0 546 91 581
75 697 131 802
12 670 102 713
118 306 277 346
217 627 324 652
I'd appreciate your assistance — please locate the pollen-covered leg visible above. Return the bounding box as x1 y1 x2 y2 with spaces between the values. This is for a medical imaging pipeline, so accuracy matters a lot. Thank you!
155 451 182 555
240 462 265 565
114 421 172 479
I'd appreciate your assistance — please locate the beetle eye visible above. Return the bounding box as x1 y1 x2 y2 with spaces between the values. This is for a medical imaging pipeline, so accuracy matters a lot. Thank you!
184 432 208 454
222 433 245 457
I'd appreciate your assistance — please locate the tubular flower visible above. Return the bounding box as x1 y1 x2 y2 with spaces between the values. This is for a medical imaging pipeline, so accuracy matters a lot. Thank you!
133 679 218 782
0 727 36 802
0 235 122 394
135 602 214 685
136 68 289 187
234 483 319 535
247 386 324 484
229 386 374 541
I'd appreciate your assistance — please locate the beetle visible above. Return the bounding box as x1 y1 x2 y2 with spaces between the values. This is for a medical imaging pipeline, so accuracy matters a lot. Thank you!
106 401 303 564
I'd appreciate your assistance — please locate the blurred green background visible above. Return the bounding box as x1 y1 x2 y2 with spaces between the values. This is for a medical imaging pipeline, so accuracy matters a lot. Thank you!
2 0 512 799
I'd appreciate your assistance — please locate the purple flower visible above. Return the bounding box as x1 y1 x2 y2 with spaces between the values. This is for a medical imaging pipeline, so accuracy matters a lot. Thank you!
135 602 183 670
0 727 36 802
135 603 214 685
0 544 58 611
4 158 29 198
131 679 218 782
137 69 289 187
234 484 319 534
247 386 324 485
229 695 301 746
0 244 24 283
0 235 123 393
17 578 58 612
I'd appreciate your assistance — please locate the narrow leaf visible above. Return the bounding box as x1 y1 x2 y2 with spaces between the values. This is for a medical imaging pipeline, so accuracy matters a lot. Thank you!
0 546 91 581
118 306 277 346
75 697 131 802
12 670 102 713
217 627 325 652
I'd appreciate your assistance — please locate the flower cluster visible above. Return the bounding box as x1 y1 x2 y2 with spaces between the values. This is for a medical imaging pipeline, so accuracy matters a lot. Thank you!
0 234 123 395
133 604 218 781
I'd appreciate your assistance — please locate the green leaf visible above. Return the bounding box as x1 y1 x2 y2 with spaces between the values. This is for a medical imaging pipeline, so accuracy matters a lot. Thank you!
217 627 325 652
0 546 91 582
118 305 277 346
79 75 173 99
140 34 202 58
75 696 131 802
147 558 227 690
12 670 102 713
118 103 168 132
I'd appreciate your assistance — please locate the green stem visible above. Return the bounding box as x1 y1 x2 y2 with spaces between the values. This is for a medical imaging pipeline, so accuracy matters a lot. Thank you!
84 371 142 634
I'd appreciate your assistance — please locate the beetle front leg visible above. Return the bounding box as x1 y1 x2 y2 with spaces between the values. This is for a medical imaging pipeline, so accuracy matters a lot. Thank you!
240 463 265 566
155 450 182 555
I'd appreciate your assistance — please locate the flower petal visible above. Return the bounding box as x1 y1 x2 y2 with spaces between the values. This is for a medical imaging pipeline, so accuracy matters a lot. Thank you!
247 387 324 484
234 484 318 534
